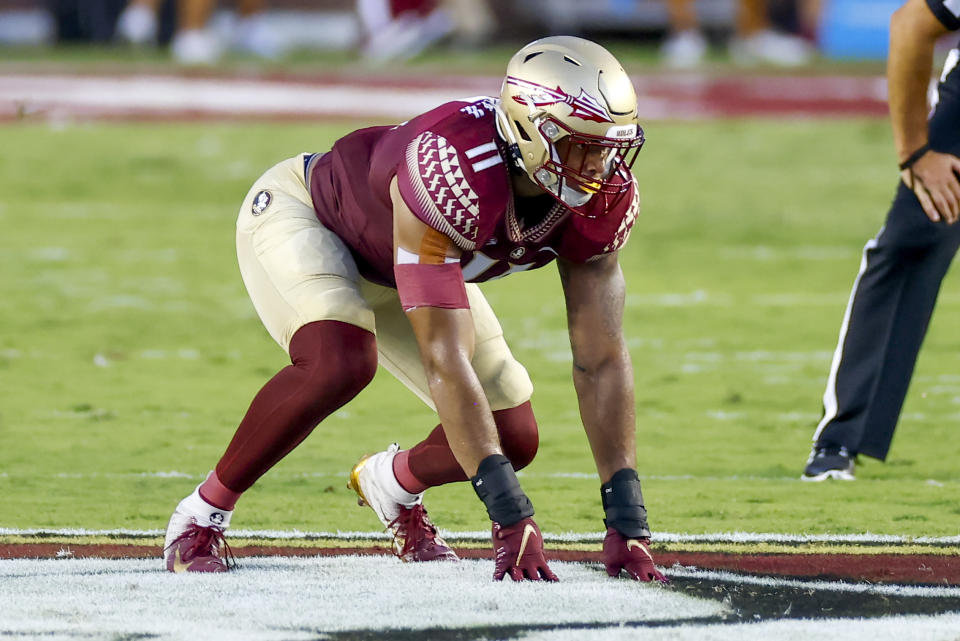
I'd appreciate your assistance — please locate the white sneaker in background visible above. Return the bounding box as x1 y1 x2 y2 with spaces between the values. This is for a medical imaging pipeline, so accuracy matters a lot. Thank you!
362 8 454 63
730 29 814 67
660 30 707 69
171 28 223 65
232 14 285 60
115 3 157 45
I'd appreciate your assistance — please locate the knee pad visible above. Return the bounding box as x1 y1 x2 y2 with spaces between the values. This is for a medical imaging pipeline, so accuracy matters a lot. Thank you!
494 401 539 471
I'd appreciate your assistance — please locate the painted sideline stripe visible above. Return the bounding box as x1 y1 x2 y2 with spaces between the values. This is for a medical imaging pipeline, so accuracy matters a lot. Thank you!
0 72 889 123
3 527 959 546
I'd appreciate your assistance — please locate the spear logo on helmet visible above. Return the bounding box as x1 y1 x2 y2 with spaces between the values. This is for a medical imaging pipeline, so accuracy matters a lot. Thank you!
505 76 613 124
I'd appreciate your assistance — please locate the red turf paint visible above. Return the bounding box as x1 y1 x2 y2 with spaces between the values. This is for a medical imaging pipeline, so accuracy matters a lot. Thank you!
4 543 958 586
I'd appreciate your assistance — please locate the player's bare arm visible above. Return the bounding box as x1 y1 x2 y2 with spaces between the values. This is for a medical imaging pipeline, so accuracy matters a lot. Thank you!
559 252 667 583
392 175 556 582
557 253 636 481
890 0 960 223
390 176 501 477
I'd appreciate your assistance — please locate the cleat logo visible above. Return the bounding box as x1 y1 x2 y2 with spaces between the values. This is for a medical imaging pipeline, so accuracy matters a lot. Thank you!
516 523 537 566
209 512 224 525
626 539 654 562
172 548 190 573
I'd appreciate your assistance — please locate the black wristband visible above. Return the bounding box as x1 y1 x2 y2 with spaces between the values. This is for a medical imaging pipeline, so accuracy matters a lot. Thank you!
601 468 651 539
471 454 534 526
899 144 931 171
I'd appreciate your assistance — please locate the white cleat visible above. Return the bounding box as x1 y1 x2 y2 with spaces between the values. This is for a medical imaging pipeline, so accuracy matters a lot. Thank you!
163 487 234 572
348 443 458 562
348 443 418 526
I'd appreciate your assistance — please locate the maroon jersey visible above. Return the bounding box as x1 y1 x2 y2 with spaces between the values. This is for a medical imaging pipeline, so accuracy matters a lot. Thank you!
307 97 639 287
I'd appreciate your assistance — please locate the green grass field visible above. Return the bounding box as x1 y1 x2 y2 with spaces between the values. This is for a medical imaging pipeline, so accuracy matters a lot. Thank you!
3 116 960 539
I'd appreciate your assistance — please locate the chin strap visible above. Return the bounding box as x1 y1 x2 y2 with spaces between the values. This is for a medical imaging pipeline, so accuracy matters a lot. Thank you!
493 103 525 175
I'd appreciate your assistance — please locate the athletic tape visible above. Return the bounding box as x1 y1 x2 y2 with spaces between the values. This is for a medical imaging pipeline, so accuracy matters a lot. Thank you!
395 262 469 311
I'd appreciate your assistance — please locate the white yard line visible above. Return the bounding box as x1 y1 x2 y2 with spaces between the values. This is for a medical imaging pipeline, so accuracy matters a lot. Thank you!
4 526 960 546
9 469 960 483
667 566 960 597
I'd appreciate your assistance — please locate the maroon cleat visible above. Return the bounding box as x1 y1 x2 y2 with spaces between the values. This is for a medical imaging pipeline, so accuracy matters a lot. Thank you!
389 504 459 563
164 522 234 573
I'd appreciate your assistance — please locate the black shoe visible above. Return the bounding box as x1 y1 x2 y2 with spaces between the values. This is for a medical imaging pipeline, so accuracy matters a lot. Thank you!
801 445 855 481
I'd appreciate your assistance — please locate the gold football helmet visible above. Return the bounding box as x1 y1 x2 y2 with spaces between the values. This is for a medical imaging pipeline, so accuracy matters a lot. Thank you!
495 36 644 217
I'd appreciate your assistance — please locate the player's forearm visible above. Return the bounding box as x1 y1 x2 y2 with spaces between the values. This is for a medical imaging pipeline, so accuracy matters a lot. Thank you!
424 357 502 477
573 348 638 482
887 4 939 160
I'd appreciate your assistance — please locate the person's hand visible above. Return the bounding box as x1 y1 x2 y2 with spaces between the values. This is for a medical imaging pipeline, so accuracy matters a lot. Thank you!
901 150 960 224
602 527 668 583
492 517 559 582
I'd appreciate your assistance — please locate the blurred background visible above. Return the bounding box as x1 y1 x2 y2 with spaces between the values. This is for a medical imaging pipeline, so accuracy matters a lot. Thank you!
0 0 908 68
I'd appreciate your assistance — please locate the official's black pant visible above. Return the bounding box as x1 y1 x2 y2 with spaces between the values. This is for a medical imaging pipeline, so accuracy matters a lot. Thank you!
812 49 960 461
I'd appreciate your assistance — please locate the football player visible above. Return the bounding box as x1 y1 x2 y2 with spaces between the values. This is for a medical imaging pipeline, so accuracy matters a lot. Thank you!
164 35 667 583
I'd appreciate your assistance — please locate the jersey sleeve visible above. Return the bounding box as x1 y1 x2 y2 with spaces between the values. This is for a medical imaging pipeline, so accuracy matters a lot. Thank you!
559 175 641 263
395 103 509 252
926 0 960 30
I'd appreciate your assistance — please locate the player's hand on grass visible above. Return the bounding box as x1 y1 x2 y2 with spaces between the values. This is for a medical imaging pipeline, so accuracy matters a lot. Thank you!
602 527 668 583
901 150 960 224
492 517 559 582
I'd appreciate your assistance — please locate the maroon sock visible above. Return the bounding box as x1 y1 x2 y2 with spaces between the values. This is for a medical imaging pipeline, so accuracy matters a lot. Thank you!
393 449 427 494
400 402 539 489
215 320 377 493
198 471 241 511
